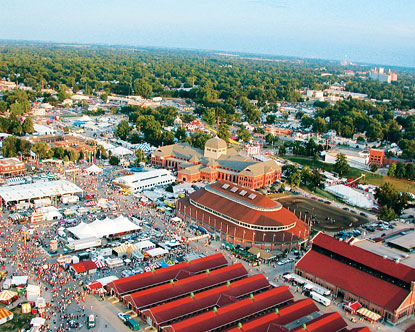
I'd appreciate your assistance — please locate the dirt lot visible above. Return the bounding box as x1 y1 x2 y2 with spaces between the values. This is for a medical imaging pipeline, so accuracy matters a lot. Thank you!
278 196 369 232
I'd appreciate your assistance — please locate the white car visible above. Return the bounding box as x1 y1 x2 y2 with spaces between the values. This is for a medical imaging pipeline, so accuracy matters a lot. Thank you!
117 313 129 322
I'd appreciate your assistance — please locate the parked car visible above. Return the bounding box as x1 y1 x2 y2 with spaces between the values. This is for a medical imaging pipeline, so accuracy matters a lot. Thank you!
118 313 129 322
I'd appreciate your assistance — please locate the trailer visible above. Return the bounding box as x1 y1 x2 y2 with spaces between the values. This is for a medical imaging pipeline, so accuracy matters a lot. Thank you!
67 237 101 252
310 291 331 306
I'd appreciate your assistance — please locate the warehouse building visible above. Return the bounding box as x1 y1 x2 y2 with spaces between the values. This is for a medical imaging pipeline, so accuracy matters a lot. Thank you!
106 253 228 298
161 286 294 332
176 181 309 249
141 274 270 330
295 233 415 324
123 264 248 315
112 169 175 192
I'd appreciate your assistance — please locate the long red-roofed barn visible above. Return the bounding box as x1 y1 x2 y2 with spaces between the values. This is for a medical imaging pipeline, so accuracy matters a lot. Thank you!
161 286 294 332
295 232 415 324
123 263 248 315
176 181 309 249
223 298 319 332
141 274 271 330
290 312 347 332
106 253 228 298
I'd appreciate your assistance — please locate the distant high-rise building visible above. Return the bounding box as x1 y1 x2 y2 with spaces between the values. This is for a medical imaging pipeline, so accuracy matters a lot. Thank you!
369 67 398 83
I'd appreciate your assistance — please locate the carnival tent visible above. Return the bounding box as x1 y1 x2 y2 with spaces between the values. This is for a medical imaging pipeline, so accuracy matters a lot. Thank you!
84 165 103 175
0 308 13 325
357 307 381 321
22 303 32 313
110 146 134 157
0 290 17 304
67 215 140 239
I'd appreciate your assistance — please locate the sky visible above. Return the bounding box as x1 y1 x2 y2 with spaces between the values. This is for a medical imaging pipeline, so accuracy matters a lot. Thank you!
1 0 415 67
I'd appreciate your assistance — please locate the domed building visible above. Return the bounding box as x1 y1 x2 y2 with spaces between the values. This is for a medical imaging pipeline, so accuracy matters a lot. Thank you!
151 137 281 190
204 137 227 159
176 181 309 249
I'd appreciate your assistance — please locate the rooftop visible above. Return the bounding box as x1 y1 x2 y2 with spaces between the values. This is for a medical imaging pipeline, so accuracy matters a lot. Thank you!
106 253 228 296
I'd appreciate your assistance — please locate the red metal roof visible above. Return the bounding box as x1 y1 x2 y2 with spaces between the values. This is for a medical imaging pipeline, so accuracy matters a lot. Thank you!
71 262 86 273
313 233 415 284
143 274 270 326
180 197 309 243
347 328 372 332
187 185 300 227
124 263 248 311
162 286 294 332
71 260 96 273
106 253 228 296
290 312 347 332
223 299 319 332
209 181 278 208
296 249 409 311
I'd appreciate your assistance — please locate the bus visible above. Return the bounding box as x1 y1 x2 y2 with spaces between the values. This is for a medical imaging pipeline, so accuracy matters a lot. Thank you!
310 291 331 307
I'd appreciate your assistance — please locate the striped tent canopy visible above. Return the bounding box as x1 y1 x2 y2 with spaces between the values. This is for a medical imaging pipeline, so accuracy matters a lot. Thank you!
9 213 24 221
357 307 381 321
113 243 141 255
0 308 13 325
22 303 31 313
0 290 17 302
92 259 106 269
136 143 151 152
84 201 97 207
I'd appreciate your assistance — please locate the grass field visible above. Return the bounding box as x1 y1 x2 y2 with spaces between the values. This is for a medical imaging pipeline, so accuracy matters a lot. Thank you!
0 303 35 332
284 156 415 194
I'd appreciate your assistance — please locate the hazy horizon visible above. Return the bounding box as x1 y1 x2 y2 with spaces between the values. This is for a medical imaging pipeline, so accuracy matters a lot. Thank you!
1 0 414 68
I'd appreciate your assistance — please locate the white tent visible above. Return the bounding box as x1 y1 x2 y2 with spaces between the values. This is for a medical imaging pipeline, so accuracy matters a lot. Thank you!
326 185 375 209
26 285 41 302
67 215 140 239
39 206 62 221
146 247 169 257
30 317 46 327
110 146 134 157
11 276 28 286
84 164 103 175
0 180 83 204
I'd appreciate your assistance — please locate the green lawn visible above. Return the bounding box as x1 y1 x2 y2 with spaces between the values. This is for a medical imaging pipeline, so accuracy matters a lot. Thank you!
284 156 415 194
0 303 35 332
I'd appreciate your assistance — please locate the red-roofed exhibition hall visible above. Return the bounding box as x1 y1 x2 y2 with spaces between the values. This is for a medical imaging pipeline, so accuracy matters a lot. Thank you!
176 181 310 249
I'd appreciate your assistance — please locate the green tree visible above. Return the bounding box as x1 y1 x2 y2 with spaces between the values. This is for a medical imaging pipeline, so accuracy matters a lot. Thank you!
133 79 153 99
2 136 19 157
375 182 409 217
175 126 187 141
370 163 378 173
334 153 349 176
377 207 398 222
387 163 396 177
312 116 327 134
217 123 231 142
115 120 130 140
237 128 251 143
135 149 146 164
202 108 216 126
0 101 8 113
31 142 50 159
288 171 301 188
22 117 34 134
278 144 286 156
109 155 120 166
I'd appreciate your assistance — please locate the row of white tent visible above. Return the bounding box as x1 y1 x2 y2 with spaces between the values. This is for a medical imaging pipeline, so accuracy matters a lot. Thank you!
67 215 141 239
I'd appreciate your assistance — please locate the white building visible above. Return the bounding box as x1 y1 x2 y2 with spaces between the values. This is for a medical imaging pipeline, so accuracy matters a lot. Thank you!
33 124 56 136
112 169 175 192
